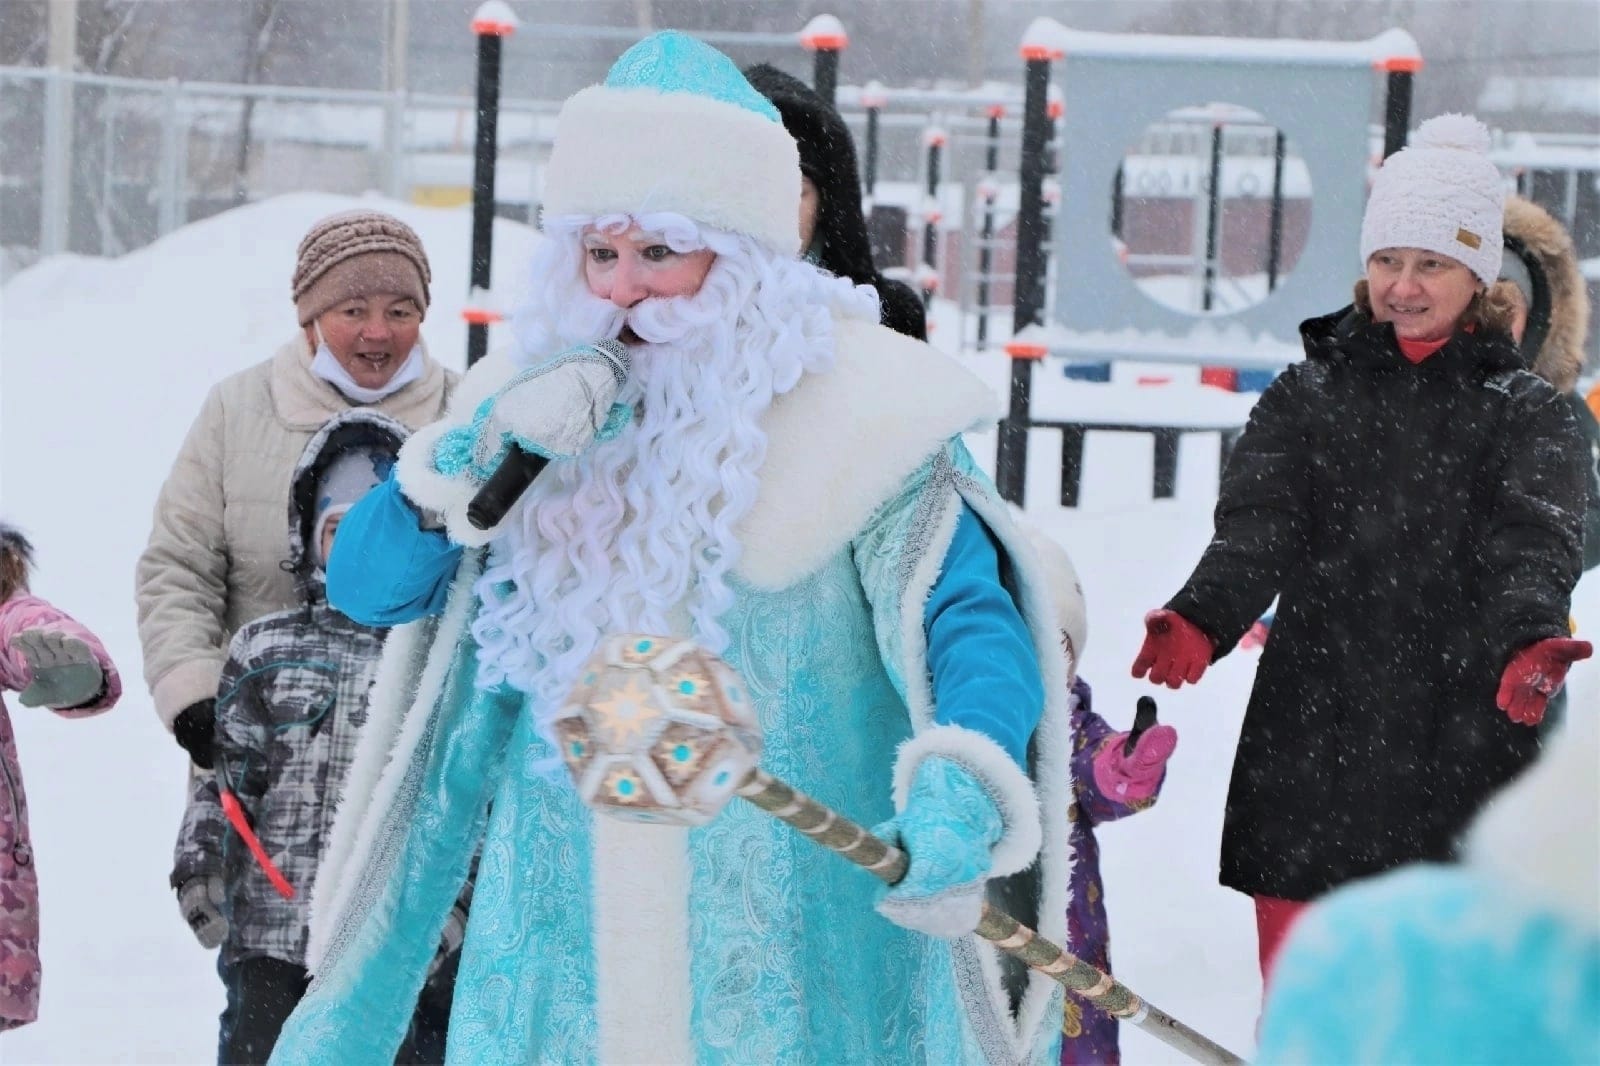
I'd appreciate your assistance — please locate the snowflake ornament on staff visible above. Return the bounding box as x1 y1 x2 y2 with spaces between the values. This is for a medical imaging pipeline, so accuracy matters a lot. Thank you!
556 634 763 826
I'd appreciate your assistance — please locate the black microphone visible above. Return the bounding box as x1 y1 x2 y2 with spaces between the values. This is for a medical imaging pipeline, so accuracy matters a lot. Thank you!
467 339 630 531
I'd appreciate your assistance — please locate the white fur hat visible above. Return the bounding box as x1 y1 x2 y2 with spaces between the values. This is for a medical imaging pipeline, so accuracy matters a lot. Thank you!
541 31 801 256
1359 113 1506 287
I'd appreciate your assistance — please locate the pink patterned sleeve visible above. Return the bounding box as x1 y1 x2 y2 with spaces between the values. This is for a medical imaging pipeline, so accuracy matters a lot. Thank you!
0 594 123 716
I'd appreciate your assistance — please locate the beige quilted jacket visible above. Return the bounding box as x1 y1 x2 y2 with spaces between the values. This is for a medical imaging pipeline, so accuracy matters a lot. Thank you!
135 334 456 727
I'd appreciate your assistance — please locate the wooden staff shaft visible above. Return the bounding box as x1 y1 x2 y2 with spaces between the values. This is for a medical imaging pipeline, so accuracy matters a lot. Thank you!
734 769 1244 1066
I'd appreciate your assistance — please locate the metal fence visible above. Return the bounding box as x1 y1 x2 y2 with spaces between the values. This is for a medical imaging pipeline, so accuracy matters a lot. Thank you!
0 64 562 279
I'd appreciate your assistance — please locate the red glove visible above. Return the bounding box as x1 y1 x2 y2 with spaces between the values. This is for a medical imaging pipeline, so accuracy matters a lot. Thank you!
1131 609 1215 689
1497 637 1591 726
1093 724 1179 802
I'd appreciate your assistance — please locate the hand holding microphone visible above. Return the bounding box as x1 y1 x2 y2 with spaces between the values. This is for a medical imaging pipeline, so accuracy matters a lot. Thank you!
399 339 634 544
448 340 631 530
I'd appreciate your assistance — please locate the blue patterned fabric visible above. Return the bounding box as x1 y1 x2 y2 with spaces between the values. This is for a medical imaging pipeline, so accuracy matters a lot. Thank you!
873 757 1003 937
271 438 1065 1066
604 30 781 123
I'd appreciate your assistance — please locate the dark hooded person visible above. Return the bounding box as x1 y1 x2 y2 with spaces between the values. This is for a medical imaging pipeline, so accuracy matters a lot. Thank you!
743 63 929 341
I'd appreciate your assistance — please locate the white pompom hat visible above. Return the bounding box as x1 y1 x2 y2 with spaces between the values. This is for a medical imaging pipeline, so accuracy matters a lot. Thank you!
1359 113 1507 287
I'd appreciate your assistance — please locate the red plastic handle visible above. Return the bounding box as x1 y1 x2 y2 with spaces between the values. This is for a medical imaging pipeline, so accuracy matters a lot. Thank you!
219 788 296 900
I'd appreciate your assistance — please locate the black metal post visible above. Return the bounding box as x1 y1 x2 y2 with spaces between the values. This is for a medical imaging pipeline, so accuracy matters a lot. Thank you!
1383 68 1414 160
1201 122 1223 313
467 24 507 367
811 46 840 106
1266 130 1285 292
996 52 1053 506
1111 163 1125 239
976 105 1002 350
863 103 880 197
921 130 943 304
1039 98 1060 317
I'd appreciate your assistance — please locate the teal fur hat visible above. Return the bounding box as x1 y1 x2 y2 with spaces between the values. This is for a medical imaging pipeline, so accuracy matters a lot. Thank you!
541 31 802 255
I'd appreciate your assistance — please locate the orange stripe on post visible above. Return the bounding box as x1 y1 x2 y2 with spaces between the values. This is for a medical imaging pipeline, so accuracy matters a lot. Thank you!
1377 55 1423 72
462 308 504 325
1019 44 1063 61
801 33 849 51
1005 340 1049 360
471 18 517 36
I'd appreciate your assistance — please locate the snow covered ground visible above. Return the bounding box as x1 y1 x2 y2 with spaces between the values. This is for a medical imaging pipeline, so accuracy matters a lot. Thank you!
2 194 1595 1063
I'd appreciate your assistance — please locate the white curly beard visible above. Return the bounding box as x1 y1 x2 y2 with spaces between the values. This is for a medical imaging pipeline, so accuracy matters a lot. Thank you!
472 213 879 756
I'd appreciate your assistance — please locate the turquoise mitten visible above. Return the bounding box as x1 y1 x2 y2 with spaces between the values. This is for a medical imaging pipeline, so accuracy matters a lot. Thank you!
873 756 1003 938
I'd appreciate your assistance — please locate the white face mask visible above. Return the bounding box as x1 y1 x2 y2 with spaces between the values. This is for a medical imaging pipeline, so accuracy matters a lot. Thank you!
309 326 424 405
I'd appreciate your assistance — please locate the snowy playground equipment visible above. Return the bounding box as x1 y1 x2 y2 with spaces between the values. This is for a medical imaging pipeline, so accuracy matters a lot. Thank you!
991 19 1424 505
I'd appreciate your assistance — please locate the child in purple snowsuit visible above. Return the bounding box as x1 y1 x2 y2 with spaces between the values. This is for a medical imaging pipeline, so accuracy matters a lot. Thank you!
1062 678 1176 1064
1024 524 1177 1064
0 524 121 1031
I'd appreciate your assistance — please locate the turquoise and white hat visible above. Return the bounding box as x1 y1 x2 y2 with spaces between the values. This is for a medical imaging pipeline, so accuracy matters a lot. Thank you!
541 31 802 255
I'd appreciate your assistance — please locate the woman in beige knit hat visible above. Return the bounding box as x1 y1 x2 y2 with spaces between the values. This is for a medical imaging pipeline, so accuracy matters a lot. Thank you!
136 209 456 769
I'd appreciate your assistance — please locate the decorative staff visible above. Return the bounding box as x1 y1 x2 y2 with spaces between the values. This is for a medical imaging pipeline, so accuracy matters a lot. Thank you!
559 634 1244 1066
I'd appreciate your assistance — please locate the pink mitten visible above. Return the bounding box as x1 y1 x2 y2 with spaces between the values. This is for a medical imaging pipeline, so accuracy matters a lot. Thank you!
1092 724 1178 803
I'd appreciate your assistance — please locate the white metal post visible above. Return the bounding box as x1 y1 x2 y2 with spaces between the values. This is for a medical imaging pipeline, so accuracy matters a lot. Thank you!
157 77 181 235
383 0 409 200
41 0 78 254
40 68 70 255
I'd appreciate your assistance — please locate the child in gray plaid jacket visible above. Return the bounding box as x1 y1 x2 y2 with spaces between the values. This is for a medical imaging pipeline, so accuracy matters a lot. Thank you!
172 410 469 1064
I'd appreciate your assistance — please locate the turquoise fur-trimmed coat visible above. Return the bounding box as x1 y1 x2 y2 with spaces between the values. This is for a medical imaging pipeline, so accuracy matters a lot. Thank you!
270 317 1072 1065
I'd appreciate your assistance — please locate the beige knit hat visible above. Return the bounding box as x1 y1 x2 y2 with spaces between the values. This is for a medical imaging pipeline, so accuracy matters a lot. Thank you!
292 210 432 326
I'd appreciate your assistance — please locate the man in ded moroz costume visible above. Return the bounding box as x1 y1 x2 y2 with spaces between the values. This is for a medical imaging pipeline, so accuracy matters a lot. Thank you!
270 32 1072 1065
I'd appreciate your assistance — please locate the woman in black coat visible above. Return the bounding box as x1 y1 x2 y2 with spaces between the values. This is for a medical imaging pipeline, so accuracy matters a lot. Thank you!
743 63 927 341
1130 115 1592 988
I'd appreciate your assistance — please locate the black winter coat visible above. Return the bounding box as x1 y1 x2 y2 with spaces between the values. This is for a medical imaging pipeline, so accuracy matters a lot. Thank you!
1168 307 1588 901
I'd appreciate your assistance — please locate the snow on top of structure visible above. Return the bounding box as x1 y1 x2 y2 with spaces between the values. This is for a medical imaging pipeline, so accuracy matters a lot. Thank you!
1479 76 1600 118
834 81 1019 112
1014 320 1304 372
800 14 847 49
1489 141 1600 172
1028 374 1262 427
471 1 519 35
1020 18 1420 69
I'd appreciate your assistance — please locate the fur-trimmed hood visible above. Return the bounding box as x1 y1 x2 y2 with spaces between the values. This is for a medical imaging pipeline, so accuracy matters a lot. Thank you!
1504 195 1591 394
285 410 409 604
742 63 929 342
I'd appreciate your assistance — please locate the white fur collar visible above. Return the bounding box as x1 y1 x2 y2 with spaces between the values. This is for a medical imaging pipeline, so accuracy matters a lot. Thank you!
735 317 1000 588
